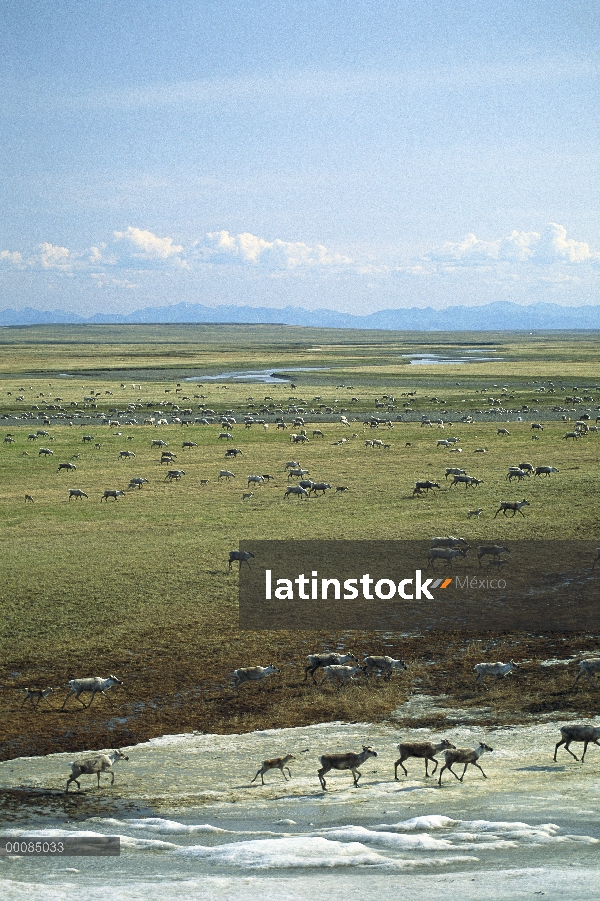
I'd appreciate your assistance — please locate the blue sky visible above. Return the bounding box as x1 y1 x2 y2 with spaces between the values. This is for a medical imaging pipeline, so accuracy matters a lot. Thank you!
1 0 599 315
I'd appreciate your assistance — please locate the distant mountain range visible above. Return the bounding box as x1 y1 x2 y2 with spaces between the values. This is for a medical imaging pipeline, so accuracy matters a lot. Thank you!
1 301 600 330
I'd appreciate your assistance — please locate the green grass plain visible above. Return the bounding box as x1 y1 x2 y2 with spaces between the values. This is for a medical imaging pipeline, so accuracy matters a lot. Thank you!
1 325 599 760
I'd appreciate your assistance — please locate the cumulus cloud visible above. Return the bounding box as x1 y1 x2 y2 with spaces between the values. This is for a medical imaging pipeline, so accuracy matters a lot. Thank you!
112 227 186 267
427 224 598 267
195 230 352 269
0 226 351 281
37 243 73 271
0 249 25 269
15 242 107 274
0 225 356 301
429 233 500 263
2 223 597 301
536 223 593 264
497 230 540 262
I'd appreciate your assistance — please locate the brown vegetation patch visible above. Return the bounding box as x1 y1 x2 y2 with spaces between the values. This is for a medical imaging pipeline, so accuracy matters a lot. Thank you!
1 628 599 762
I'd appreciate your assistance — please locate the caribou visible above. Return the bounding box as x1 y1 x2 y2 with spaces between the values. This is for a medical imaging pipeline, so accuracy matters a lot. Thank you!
318 746 377 790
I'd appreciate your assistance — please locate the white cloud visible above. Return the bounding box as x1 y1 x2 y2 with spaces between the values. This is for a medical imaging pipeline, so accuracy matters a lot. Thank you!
430 232 500 263
112 227 185 266
91 273 138 289
0 249 24 269
2 222 598 307
0 226 351 282
36 243 73 271
196 230 351 269
201 230 269 263
88 245 105 265
17 242 106 275
497 230 540 262
427 224 598 267
536 222 593 264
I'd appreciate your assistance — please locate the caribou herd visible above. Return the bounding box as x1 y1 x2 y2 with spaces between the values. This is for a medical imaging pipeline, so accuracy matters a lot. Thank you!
8 394 591 544
3 388 600 797
8 390 585 520
12 647 600 794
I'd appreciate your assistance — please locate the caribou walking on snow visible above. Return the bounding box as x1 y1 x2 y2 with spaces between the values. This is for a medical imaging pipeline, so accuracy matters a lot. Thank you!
66 749 129 791
251 754 296 785
318 746 377 790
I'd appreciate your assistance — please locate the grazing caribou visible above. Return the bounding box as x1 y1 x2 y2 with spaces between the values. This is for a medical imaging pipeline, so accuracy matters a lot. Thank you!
285 485 309 499
229 549 255 570
474 660 520 688
571 658 600 689
363 655 408 680
427 546 469 567
128 478 148 489
413 480 440 496
535 466 559 477
232 664 279 689
477 545 509 565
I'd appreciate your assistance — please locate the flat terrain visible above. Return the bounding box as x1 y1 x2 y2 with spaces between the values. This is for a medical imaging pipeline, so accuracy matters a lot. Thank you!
0 325 599 760
2 721 599 901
